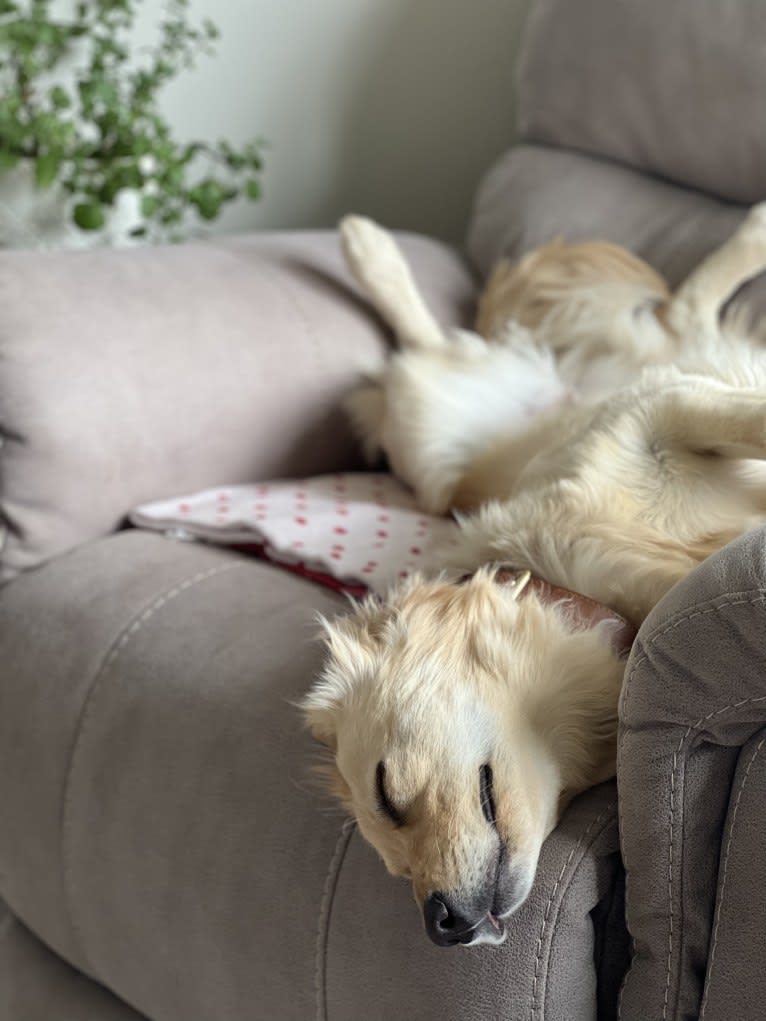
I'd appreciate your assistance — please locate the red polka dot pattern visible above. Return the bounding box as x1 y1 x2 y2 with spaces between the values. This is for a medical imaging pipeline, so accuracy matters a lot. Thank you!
134 473 460 597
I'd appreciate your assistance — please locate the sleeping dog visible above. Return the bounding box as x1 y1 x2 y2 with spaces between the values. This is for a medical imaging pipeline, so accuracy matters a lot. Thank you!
303 207 766 947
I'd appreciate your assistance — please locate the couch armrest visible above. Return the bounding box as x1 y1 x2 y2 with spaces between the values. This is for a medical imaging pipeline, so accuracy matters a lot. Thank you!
0 530 627 1021
323 781 628 1021
617 526 766 1021
0 230 476 581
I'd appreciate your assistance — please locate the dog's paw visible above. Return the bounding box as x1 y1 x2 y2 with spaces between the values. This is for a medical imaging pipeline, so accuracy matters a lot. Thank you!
339 215 404 282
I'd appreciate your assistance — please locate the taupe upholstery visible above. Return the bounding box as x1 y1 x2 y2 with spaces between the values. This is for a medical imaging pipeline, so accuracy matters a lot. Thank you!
517 0 766 205
618 527 766 1021
0 901 145 1021
2 0 766 1018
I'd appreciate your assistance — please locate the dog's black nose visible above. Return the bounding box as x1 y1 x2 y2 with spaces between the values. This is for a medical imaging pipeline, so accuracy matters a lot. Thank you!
423 893 478 946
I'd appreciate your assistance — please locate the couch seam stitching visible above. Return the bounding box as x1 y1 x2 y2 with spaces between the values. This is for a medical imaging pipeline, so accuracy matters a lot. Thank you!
617 592 766 1021
698 734 766 1020
663 697 766 1020
315 820 355 1021
663 741 680 1021
60 558 245 967
529 799 616 1021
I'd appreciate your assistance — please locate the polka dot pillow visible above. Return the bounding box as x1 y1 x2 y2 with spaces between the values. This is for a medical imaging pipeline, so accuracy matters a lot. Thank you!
130 473 460 596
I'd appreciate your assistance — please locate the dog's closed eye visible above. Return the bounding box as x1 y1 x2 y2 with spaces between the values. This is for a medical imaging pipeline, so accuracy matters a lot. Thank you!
375 761 405 827
479 763 497 827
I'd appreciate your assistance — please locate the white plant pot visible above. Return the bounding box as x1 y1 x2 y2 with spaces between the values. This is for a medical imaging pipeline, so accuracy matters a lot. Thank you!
0 162 145 251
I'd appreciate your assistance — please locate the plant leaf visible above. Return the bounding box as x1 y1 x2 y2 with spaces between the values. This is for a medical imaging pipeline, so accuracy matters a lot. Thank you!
188 177 224 220
245 178 260 200
35 152 60 189
140 193 159 216
73 201 106 231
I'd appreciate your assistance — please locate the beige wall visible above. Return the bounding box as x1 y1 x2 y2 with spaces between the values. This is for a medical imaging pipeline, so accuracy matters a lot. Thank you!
158 0 531 243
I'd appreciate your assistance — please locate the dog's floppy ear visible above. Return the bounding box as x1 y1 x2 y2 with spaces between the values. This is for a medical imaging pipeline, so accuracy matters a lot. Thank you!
302 618 349 751
300 678 351 805
302 602 393 749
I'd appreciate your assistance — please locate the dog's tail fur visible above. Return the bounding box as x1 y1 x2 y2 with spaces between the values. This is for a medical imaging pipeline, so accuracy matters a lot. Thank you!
340 215 449 351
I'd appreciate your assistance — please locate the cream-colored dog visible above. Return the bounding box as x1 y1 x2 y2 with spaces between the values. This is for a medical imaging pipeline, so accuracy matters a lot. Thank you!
303 207 766 947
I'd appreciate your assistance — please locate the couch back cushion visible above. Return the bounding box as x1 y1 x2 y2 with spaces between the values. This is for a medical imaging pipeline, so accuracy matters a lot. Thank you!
468 0 766 316
468 143 749 286
517 0 766 205
0 232 475 581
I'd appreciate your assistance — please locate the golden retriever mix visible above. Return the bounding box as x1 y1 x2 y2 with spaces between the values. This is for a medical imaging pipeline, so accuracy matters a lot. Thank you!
303 208 766 947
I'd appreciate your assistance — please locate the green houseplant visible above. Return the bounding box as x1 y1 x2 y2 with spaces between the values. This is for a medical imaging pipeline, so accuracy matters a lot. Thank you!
0 0 265 245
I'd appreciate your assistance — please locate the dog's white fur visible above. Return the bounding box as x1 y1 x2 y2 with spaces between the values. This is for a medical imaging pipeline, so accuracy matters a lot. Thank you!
304 207 766 946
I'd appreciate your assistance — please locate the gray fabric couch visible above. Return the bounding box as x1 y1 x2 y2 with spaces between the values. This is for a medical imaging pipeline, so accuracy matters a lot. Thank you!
1 1 765 1019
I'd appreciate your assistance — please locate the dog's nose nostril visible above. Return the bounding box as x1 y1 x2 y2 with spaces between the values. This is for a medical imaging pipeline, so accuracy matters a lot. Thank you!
423 893 474 946
431 896 455 929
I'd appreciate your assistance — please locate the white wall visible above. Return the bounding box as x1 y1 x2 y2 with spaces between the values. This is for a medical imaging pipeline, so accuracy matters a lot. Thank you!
156 0 531 243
